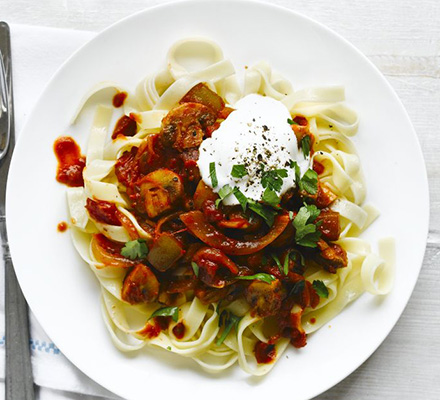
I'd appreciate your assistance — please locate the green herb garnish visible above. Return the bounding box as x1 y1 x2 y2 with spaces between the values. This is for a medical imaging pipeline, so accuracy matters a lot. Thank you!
283 252 290 275
301 135 311 158
290 160 301 184
237 273 276 284
271 253 282 274
191 262 199 277
215 184 234 207
262 187 280 207
248 200 277 226
292 204 321 248
217 310 242 346
298 169 318 195
287 118 298 125
261 169 288 192
121 239 149 260
231 164 248 179
233 187 248 212
312 280 329 298
149 306 179 323
209 162 218 188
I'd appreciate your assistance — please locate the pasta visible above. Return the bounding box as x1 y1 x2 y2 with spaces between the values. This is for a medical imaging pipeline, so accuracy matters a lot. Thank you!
54 38 395 376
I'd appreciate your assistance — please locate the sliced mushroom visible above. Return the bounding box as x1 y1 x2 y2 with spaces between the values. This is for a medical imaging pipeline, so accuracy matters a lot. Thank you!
121 263 160 304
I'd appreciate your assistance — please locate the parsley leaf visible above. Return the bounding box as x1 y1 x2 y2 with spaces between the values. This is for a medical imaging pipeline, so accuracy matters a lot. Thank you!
290 160 301 184
301 135 311 158
313 280 329 298
262 187 280 207
191 262 199 277
237 273 276 284
283 252 290 275
215 184 234 207
261 169 288 192
287 118 299 125
305 203 320 222
298 169 318 195
292 204 322 248
121 239 149 260
209 162 218 188
217 310 242 346
231 164 248 179
271 253 282 274
248 200 277 226
149 306 179 322
233 187 248 211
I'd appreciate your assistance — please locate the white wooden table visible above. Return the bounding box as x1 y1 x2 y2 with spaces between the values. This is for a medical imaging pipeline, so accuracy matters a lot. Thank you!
3 0 440 399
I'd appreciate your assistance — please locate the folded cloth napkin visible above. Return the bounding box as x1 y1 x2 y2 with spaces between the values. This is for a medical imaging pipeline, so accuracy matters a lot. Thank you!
0 23 121 400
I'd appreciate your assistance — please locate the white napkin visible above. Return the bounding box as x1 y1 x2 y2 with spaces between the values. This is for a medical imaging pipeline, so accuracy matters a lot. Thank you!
1 24 121 400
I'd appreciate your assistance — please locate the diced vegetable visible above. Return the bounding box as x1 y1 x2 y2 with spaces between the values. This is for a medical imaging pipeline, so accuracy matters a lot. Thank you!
245 279 282 318
315 183 338 208
115 147 140 189
161 103 216 151
147 233 185 271
194 284 233 305
316 239 348 273
192 247 239 288
180 83 225 114
278 305 306 348
193 180 218 210
85 198 121 226
180 211 290 256
121 264 159 304
138 169 183 218
316 209 341 241
91 234 135 268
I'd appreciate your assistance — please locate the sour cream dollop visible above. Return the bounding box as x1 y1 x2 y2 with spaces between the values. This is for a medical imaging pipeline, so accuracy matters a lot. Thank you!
197 94 310 206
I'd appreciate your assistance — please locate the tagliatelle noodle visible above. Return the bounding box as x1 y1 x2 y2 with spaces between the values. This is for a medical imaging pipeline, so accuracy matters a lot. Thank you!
65 38 395 375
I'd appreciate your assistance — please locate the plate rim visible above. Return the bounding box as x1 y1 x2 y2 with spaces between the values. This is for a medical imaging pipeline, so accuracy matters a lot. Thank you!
7 0 430 399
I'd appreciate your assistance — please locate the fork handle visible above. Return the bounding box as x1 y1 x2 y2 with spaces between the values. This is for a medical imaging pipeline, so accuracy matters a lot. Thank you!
2 218 34 400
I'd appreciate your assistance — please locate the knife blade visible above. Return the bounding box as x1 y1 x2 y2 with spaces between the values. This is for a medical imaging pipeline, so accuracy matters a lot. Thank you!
0 22 35 400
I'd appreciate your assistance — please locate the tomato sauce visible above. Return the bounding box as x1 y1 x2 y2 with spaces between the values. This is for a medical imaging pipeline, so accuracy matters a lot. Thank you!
112 115 138 139
254 341 276 364
112 91 128 108
313 160 325 175
85 198 121 226
138 322 161 339
57 221 68 232
54 137 86 187
172 322 186 339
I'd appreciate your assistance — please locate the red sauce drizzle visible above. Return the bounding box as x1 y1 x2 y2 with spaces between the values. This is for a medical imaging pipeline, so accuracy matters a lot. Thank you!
293 115 308 126
138 317 171 339
313 160 325 175
112 115 138 139
310 318 316 324
112 91 127 108
57 221 68 232
54 137 86 187
172 322 186 339
138 322 161 339
254 341 277 364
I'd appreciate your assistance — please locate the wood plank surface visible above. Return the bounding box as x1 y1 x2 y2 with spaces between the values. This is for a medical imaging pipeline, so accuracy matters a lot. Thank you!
3 0 440 399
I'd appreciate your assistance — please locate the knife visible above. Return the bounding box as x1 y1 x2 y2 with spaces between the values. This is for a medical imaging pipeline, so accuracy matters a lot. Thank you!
0 22 35 400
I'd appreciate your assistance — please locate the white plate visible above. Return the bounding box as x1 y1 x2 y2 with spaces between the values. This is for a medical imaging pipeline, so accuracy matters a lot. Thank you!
6 1 429 399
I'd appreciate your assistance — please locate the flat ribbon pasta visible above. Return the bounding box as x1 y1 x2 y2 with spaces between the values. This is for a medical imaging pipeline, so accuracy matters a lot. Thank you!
64 37 395 377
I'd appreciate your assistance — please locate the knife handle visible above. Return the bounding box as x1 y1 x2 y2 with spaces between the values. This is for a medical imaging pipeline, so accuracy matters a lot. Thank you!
1 217 35 400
